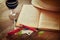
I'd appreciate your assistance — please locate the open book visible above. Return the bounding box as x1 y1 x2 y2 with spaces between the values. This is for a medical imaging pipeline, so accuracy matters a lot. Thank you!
16 5 59 30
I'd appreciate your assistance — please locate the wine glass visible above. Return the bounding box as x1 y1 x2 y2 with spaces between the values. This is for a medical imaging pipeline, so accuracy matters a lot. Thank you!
6 0 18 29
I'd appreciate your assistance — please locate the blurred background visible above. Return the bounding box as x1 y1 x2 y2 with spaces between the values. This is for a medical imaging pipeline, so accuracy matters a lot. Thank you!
0 0 60 40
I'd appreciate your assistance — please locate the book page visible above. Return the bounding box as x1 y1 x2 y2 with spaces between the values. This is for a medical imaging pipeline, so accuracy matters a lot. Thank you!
38 11 60 30
16 5 40 28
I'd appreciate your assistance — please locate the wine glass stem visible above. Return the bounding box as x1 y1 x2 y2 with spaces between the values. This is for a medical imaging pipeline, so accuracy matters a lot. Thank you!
14 18 16 29
11 10 16 29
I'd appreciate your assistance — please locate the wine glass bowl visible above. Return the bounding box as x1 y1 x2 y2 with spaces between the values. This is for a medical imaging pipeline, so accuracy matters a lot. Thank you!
5 0 18 21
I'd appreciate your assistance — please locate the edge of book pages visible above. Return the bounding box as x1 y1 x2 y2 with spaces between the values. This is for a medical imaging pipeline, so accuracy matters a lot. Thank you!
16 5 59 30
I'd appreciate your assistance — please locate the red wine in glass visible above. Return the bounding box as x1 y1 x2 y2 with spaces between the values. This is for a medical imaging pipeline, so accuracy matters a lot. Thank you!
6 0 18 9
